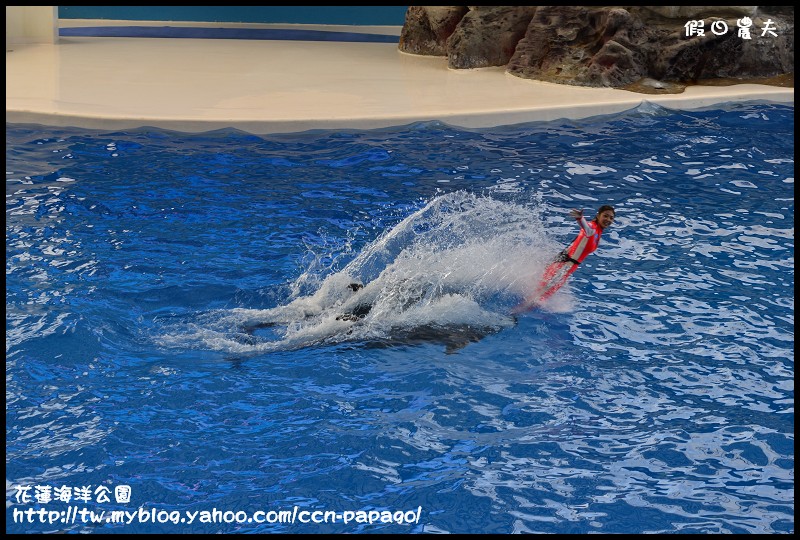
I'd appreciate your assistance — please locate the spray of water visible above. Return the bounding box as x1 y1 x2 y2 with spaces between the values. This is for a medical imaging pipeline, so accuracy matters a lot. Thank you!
160 190 567 353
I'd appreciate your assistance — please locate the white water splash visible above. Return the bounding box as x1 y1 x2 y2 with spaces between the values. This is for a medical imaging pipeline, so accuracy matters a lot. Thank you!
159 190 569 353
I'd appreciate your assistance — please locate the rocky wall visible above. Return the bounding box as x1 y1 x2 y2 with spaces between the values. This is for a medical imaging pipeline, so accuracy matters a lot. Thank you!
398 6 794 93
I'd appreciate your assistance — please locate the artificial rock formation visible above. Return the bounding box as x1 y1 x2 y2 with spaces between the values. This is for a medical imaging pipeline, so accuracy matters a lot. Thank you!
398 6 794 92
398 6 468 56
446 6 536 68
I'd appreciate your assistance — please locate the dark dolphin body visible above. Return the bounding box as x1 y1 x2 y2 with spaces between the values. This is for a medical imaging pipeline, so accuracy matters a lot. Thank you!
239 282 513 354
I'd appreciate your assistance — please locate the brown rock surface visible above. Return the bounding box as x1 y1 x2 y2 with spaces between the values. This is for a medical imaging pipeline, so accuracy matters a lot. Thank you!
446 6 536 69
399 6 469 56
398 6 794 94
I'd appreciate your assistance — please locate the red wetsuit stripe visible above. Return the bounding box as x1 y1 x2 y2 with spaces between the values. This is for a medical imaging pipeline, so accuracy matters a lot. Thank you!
566 220 602 263
532 220 603 303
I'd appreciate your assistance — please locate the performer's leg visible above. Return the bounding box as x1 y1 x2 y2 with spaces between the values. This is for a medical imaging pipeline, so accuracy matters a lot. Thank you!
512 261 568 313
539 260 562 285
536 263 578 303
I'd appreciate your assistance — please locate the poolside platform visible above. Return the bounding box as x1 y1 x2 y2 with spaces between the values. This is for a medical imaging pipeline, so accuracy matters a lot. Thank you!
6 23 794 134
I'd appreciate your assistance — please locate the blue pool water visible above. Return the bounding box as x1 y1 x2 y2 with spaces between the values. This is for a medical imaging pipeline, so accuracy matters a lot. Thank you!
6 102 794 534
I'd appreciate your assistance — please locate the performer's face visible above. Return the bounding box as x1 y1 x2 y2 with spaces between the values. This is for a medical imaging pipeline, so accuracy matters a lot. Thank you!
597 210 615 229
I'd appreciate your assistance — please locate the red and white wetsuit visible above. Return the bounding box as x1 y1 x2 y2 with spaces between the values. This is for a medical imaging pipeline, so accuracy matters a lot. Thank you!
535 215 604 303
563 215 603 264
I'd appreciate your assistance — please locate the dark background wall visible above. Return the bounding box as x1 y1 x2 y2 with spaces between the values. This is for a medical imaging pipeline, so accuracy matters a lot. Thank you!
57 6 409 26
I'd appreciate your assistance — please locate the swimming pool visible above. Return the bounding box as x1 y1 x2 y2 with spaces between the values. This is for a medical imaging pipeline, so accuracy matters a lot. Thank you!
6 102 794 533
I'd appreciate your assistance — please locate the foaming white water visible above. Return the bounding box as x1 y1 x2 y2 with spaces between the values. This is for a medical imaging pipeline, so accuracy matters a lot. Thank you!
160 190 568 353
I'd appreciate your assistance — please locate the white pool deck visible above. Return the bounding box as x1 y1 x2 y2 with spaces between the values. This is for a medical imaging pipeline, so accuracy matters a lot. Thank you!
5 24 794 134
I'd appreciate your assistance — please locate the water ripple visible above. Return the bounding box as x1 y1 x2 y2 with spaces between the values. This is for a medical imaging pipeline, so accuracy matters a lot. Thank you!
6 103 793 533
